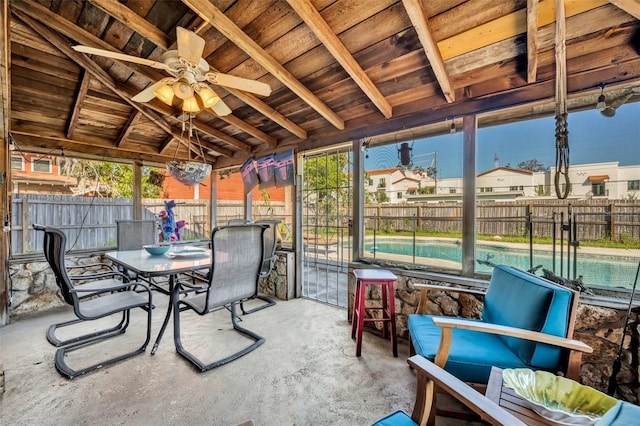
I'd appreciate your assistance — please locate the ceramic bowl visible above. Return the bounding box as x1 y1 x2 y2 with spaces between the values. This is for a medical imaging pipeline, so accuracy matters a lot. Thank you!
503 369 617 425
143 244 171 256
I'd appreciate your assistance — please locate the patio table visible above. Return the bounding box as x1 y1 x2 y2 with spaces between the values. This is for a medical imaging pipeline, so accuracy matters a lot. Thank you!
105 248 211 354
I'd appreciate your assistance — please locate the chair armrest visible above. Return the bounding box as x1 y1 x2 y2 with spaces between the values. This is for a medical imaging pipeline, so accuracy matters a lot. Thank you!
67 262 117 273
413 283 486 314
407 355 526 426
175 278 209 294
69 270 130 282
70 280 150 295
431 317 592 380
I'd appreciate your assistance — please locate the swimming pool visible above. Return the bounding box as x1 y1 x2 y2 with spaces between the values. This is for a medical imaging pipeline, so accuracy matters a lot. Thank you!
364 238 639 289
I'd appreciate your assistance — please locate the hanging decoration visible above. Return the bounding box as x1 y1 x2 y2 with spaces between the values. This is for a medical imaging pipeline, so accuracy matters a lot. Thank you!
241 157 259 194
553 0 570 199
166 114 212 186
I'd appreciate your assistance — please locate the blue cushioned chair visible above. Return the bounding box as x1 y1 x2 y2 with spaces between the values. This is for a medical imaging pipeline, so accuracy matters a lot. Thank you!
408 265 592 384
371 355 525 426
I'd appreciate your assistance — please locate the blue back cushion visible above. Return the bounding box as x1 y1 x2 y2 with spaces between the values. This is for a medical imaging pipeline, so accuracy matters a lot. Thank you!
482 265 572 366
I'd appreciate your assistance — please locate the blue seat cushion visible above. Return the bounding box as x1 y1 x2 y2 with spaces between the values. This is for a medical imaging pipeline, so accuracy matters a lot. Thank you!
483 265 553 363
371 410 417 426
408 314 528 383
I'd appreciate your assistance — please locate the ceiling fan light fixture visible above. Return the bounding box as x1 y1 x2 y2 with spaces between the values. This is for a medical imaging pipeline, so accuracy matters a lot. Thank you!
155 84 175 106
181 96 201 113
196 86 219 108
172 80 194 100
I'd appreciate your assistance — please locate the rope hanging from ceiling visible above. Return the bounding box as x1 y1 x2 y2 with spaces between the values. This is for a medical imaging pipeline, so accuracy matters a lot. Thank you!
554 0 570 199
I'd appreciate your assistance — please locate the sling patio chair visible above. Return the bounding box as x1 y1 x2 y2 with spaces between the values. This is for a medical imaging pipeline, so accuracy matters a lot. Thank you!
239 219 280 315
116 219 167 292
33 224 153 379
172 224 266 372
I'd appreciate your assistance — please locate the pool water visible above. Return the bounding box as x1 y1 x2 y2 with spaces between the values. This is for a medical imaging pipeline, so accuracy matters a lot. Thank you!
365 238 639 289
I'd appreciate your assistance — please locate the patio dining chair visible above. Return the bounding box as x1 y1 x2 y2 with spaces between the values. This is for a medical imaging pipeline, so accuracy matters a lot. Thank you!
33 224 153 379
116 219 166 291
239 219 280 315
173 224 266 372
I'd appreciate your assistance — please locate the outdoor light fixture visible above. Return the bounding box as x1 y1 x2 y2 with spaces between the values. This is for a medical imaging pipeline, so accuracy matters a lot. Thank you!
399 142 412 167
194 86 220 108
596 83 607 112
449 118 456 134
154 80 220 113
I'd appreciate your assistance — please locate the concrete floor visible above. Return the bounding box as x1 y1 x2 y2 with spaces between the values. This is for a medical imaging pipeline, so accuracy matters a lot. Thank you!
1 297 423 426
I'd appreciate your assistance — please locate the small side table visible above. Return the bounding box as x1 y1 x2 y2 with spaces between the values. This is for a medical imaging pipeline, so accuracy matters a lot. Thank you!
351 269 398 357
486 367 549 425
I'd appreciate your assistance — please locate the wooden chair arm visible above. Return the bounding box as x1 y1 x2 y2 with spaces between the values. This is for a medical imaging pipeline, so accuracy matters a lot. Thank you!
413 283 485 314
431 317 592 380
407 355 526 426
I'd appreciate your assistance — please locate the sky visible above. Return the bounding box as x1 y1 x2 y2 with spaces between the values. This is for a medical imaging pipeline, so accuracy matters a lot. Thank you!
365 102 640 179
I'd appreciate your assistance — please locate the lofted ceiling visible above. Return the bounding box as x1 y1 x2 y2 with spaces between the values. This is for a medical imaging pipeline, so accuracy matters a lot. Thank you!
6 0 640 171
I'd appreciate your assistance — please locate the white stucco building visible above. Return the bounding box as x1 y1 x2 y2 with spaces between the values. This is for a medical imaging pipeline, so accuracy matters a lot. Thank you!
365 161 639 203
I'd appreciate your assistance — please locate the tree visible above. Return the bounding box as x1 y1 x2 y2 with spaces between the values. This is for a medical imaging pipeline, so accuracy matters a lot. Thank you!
60 158 164 198
303 152 351 218
517 159 547 172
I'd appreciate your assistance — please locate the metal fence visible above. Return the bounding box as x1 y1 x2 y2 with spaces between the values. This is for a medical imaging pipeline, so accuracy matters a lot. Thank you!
10 194 286 255
364 199 640 241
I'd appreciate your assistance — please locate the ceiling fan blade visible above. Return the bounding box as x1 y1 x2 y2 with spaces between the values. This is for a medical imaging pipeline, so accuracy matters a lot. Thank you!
206 72 272 97
211 98 232 116
176 27 205 65
132 78 174 102
72 45 171 72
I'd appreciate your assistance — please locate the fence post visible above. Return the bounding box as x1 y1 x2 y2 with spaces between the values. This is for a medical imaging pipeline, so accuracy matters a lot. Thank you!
609 203 616 241
416 205 422 230
22 198 29 253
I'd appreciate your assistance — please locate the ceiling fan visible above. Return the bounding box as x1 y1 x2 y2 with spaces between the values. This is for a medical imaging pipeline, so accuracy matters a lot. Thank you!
72 27 271 116
596 85 640 118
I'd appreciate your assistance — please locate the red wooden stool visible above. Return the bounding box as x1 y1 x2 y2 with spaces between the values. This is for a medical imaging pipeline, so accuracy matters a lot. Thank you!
351 269 398 357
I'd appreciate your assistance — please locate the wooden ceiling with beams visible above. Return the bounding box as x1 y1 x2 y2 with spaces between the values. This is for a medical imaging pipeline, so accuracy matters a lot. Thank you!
6 0 640 171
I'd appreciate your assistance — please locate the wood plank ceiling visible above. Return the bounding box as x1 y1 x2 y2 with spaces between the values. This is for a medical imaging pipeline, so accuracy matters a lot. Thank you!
7 0 640 170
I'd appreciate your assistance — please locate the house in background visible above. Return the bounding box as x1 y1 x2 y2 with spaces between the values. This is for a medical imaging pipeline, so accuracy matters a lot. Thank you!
365 167 435 203
161 170 286 203
10 154 77 195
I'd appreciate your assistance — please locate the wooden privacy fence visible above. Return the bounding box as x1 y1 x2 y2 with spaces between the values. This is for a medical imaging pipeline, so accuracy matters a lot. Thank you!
10 194 286 255
364 200 640 241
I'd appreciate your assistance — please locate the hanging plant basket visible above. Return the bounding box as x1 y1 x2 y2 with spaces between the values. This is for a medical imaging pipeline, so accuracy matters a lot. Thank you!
166 161 212 186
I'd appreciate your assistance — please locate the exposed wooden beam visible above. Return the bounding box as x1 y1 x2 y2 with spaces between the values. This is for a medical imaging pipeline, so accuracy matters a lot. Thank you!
11 131 178 164
527 0 539 83
158 135 174 155
182 0 345 130
114 109 139 148
87 0 169 49
12 0 275 149
609 0 640 19
205 109 276 148
12 10 230 161
66 70 91 139
0 0 10 326
286 0 392 118
401 0 455 103
437 0 608 60
224 86 308 140
555 0 568 116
